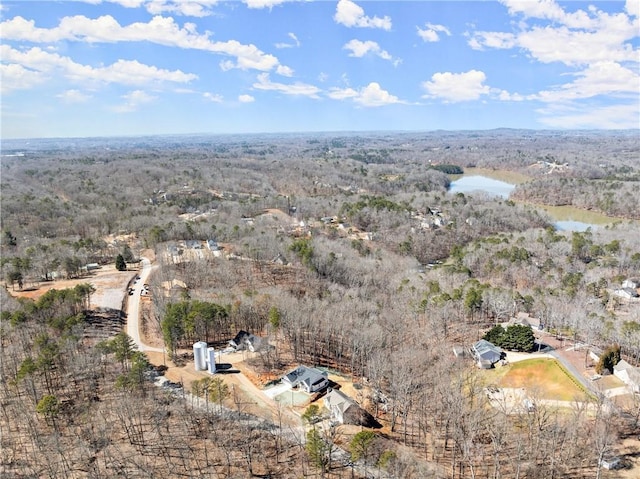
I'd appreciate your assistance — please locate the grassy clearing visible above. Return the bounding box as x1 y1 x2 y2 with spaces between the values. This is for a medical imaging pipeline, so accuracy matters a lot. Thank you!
494 358 589 401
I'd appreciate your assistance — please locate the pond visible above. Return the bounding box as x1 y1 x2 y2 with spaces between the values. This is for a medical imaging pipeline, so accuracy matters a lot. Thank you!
449 175 515 199
448 174 617 232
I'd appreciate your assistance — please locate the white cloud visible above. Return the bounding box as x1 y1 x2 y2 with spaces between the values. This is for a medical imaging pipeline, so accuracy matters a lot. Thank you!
0 15 290 74
417 23 451 42
146 1 220 17
252 73 321 98
327 87 358 101
422 70 490 102
343 39 395 63
84 0 218 16
498 90 527 102
334 0 391 31
275 32 300 49
468 31 515 50
517 25 638 66
328 82 400 107
276 64 294 77
238 94 255 103
466 0 640 123
537 103 640 129
0 63 46 93
56 89 92 103
500 0 593 28
113 90 157 112
203 92 223 102
244 0 289 9
1 45 197 88
534 61 640 103
469 1 639 66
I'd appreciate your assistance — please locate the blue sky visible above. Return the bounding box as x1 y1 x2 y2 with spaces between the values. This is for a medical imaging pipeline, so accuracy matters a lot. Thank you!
1 0 638 139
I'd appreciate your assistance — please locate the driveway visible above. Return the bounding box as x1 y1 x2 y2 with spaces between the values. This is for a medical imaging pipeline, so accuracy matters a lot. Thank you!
126 258 163 353
538 332 602 396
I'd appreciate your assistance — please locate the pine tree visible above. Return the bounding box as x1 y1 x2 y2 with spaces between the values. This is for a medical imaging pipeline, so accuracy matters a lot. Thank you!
115 254 126 271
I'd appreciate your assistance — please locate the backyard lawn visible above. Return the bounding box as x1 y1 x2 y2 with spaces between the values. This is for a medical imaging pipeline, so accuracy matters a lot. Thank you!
488 358 589 401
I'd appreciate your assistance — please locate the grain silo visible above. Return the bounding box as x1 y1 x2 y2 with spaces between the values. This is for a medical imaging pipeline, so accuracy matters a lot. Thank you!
193 341 208 371
207 347 216 374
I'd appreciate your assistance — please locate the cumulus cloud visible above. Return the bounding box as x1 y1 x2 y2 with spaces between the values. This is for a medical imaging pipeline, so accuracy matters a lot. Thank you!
252 73 321 98
0 15 290 74
534 61 640 103
334 0 391 30
422 70 490 102
417 23 451 42
343 39 395 63
468 0 638 66
328 82 401 107
56 89 92 103
238 94 255 103
0 63 46 93
466 0 639 128
1 45 197 88
113 89 157 112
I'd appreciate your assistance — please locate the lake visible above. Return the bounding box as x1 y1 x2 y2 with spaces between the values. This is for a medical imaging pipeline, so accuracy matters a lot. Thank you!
449 174 616 231
449 175 515 199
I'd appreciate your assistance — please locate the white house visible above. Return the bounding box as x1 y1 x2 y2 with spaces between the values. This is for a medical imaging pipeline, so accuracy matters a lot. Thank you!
613 359 640 393
614 288 639 299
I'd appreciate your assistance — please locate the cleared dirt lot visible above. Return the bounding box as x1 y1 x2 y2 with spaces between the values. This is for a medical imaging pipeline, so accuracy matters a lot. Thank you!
7 264 137 309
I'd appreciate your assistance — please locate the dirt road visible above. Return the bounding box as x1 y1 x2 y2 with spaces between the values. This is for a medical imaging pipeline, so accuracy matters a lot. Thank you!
125 258 163 352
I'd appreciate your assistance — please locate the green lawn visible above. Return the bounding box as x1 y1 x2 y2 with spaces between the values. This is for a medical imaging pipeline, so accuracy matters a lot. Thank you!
487 358 589 401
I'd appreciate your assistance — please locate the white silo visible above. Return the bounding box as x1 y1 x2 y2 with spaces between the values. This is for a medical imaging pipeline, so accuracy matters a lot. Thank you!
193 341 208 371
207 347 216 374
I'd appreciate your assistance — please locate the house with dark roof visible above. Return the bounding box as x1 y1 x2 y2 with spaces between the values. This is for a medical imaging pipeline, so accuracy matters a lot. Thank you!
229 330 265 353
472 339 504 369
282 365 329 393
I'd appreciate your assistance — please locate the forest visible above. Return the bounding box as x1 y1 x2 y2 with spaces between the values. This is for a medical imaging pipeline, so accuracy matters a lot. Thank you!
1 129 639 478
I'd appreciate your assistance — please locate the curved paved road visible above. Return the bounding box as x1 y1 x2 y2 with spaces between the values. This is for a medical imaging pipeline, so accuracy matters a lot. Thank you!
126 258 163 353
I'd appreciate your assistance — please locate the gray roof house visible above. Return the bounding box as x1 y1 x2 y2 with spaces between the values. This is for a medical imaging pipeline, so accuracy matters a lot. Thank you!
282 365 329 393
472 339 504 369
613 359 640 393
